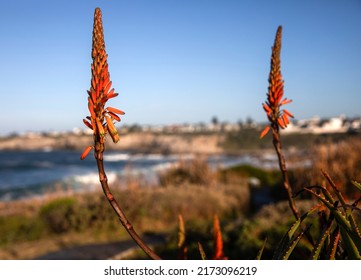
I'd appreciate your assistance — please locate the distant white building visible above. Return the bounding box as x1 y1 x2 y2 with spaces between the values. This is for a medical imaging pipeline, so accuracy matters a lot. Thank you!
283 115 348 134
318 116 345 133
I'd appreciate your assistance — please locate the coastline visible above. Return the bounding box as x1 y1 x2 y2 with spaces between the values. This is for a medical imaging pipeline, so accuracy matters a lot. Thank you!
0 132 225 155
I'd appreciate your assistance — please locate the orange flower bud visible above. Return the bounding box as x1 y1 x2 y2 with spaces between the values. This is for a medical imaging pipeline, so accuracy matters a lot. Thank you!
260 126 271 139
83 119 94 130
262 103 271 114
80 146 93 160
108 111 121 122
280 98 292 106
283 109 294 118
106 106 125 115
106 89 118 99
104 81 112 95
88 98 96 119
277 117 286 129
282 114 289 127
96 119 105 137
106 115 119 143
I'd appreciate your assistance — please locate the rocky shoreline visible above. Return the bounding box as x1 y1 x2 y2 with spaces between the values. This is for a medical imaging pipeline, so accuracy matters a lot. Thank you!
0 132 225 154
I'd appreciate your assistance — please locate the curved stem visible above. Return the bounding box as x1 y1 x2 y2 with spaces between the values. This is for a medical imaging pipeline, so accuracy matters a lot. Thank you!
272 126 300 220
96 156 162 260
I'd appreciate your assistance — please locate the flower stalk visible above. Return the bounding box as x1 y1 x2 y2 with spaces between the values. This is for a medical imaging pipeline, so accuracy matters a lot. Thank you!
261 26 300 219
81 7 161 260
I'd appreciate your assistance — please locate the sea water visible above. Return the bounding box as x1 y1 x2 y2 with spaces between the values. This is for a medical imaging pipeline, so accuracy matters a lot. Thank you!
0 150 267 201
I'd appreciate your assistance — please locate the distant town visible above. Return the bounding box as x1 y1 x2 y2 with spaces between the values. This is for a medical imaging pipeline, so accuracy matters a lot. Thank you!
3 115 361 138
70 115 361 135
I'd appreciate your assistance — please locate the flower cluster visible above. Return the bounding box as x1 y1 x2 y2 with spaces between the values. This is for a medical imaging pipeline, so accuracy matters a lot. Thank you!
260 26 293 138
81 8 124 160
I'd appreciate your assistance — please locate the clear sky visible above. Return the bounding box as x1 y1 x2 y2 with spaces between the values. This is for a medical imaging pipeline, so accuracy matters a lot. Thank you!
0 0 360 135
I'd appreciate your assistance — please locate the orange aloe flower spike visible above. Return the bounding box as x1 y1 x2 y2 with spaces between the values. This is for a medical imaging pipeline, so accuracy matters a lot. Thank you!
261 25 294 136
212 215 228 260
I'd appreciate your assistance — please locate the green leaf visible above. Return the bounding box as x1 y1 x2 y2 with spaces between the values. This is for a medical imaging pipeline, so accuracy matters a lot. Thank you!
197 242 207 260
273 207 317 260
304 188 361 253
273 218 302 259
304 188 352 233
351 181 361 192
256 237 267 260
310 218 334 260
282 227 309 260
326 226 341 260
340 227 361 260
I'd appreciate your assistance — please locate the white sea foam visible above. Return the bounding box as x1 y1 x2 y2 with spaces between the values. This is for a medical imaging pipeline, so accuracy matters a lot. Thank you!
72 172 118 185
103 153 131 162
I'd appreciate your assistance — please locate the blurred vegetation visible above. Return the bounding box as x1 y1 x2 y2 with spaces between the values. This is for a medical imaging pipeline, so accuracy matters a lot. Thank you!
0 162 250 259
1 135 360 259
221 128 359 152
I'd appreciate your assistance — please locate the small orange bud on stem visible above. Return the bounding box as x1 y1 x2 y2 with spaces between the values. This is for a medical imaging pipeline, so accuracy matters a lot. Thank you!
80 146 93 160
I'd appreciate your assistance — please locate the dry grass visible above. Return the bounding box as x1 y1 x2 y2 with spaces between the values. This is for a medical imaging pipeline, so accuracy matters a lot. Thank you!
291 136 361 198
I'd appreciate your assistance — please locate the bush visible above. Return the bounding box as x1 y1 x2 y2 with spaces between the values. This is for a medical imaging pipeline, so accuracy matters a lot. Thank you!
0 215 45 246
39 197 77 233
159 157 218 187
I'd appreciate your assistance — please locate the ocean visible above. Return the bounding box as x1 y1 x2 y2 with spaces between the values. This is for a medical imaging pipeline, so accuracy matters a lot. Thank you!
0 150 267 201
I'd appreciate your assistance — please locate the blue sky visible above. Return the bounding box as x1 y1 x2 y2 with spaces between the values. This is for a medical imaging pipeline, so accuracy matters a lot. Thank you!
0 0 360 135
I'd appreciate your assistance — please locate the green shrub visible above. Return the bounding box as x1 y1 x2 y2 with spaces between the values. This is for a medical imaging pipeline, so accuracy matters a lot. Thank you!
0 215 45 245
39 197 77 233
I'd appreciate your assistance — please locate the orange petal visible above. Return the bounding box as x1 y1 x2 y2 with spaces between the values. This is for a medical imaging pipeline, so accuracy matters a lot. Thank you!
106 115 119 143
83 119 93 130
96 119 105 137
260 126 271 139
108 111 121 122
262 103 272 114
106 90 118 100
106 107 125 115
269 93 275 104
80 146 93 160
280 98 292 106
91 78 96 91
98 78 104 93
282 114 289 127
88 99 96 119
283 109 294 118
104 81 112 95
278 117 285 128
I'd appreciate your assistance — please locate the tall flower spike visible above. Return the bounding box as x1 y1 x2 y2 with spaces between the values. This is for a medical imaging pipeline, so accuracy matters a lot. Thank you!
259 26 300 220
81 7 124 160
80 8 160 260
260 26 293 138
